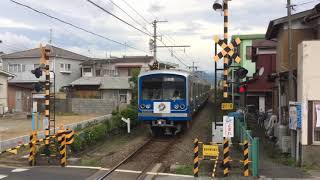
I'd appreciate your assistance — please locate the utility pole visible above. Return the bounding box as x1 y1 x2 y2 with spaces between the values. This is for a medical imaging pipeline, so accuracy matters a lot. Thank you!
151 19 190 69
152 20 167 63
188 62 198 72
287 0 297 161
287 0 294 101
49 28 52 44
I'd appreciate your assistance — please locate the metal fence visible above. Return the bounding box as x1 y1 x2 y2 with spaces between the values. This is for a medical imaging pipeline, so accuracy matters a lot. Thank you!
232 112 260 177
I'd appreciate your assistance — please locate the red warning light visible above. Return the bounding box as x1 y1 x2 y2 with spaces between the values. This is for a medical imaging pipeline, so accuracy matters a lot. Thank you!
239 86 246 93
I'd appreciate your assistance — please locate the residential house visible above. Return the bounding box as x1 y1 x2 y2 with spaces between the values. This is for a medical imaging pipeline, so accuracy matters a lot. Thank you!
230 34 265 108
266 3 320 165
69 56 154 113
0 69 15 114
246 39 277 112
1 44 89 112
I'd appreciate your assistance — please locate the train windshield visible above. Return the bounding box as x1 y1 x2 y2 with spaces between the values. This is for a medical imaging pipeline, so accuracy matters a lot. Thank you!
141 75 186 100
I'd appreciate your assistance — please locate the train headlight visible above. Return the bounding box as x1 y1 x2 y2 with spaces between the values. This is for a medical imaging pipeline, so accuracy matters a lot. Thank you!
140 104 146 109
146 104 151 109
174 104 179 110
180 104 186 109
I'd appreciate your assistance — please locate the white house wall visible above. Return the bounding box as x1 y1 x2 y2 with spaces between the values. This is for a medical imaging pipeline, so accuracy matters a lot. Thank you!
0 74 8 108
297 41 320 145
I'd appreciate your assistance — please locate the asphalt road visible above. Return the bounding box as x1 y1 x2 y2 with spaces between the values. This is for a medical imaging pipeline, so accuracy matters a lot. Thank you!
0 166 98 180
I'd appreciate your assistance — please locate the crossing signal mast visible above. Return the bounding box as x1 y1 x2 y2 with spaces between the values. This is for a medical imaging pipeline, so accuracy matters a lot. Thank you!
31 44 55 156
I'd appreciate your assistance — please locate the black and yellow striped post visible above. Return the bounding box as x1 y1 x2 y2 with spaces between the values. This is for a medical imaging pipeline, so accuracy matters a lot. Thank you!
193 138 199 177
223 0 229 99
212 158 218 179
223 138 230 176
243 140 249 176
28 131 37 166
65 128 74 145
58 131 67 167
41 45 51 156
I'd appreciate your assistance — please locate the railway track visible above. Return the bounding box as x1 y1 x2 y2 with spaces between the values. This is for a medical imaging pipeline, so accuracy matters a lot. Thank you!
96 136 177 180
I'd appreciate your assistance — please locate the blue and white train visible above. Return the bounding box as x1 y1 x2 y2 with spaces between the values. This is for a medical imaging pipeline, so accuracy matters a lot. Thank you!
138 69 211 135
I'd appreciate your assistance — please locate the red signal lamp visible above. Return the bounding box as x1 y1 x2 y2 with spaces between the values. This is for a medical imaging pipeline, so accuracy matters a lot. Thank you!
239 86 246 93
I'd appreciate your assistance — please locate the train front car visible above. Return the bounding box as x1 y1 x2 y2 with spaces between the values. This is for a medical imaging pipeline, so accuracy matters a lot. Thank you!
138 70 190 136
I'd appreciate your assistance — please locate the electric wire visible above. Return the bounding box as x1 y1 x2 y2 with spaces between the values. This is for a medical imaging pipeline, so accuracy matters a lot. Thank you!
107 0 152 35
119 0 150 25
86 0 151 36
10 0 148 53
114 0 191 68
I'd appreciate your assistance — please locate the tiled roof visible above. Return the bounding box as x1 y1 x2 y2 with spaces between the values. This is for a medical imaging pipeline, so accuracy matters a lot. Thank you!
70 77 103 86
0 70 15 77
70 76 131 90
1 45 89 61
81 56 153 65
100 76 131 90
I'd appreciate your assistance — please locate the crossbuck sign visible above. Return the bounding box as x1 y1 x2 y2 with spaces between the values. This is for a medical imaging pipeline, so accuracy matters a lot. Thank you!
223 116 234 138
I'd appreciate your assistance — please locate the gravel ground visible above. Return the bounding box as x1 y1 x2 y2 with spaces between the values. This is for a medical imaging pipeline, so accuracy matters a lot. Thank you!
0 113 101 140
72 125 150 168
159 98 214 176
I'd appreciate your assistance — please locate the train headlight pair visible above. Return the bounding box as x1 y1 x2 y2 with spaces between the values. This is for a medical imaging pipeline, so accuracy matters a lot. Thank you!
174 104 186 110
140 104 151 109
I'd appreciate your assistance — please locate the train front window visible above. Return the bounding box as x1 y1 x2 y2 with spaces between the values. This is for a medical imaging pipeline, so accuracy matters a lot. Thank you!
142 75 186 100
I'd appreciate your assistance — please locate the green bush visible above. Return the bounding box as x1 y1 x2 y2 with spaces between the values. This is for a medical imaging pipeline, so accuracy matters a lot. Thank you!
120 106 139 126
69 107 139 154
70 134 84 153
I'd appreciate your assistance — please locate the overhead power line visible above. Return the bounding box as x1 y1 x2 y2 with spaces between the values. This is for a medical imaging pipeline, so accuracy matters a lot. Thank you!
10 0 147 53
86 0 151 36
107 0 152 35
119 0 150 24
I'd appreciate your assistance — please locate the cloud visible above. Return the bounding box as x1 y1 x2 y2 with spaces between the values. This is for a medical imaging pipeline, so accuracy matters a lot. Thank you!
148 4 165 13
2 0 319 73
0 17 35 29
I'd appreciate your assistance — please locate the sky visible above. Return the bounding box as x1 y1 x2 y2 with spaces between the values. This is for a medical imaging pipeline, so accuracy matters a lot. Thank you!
0 0 319 73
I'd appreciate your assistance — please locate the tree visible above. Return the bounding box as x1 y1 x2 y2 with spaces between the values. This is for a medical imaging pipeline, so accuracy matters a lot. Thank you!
129 68 140 107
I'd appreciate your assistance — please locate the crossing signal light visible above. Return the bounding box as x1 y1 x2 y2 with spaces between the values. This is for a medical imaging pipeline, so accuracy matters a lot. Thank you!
235 67 248 79
31 67 42 78
239 84 247 93
34 83 43 93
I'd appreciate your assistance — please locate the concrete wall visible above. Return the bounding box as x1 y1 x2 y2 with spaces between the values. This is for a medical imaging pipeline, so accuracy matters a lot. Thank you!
0 75 8 109
71 98 116 114
301 145 320 166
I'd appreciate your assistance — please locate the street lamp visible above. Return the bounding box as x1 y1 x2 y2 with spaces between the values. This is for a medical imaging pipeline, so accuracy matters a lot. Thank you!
212 0 223 11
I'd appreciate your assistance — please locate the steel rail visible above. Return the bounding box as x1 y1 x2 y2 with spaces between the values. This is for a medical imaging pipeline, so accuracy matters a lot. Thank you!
96 138 153 180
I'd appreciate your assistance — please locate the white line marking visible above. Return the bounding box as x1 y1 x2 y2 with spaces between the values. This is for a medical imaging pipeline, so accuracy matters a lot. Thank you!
0 175 7 179
115 169 142 174
66 165 103 170
146 172 194 178
11 168 29 172
66 165 193 177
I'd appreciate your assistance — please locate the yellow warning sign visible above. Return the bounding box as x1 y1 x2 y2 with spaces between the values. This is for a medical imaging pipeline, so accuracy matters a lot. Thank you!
202 144 219 157
221 103 233 110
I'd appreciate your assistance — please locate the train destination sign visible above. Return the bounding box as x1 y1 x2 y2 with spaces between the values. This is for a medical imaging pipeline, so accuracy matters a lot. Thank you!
202 144 219 157
221 103 233 110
